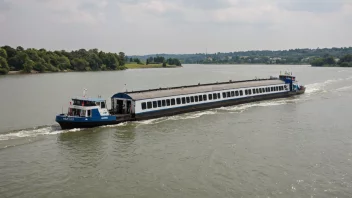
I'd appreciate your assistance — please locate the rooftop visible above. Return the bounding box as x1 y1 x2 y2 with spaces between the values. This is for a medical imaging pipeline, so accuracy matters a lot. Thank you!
114 78 285 100
72 97 106 102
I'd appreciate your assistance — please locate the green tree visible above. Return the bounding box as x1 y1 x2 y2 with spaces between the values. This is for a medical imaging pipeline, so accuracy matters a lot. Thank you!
162 62 167 67
57 56 71 70
310 58 324 66
0 48 7 59
87 53 102 71
338 54 352 67
118 52 125 66
100 64 107 71
71 58 89 71
325 56 336 65
133 58 141 64
33 59 46 72
101 53 119 70
0 57 9 74
8 52 28 70
16 46 24 51
23 59 34 73
1 46 17 59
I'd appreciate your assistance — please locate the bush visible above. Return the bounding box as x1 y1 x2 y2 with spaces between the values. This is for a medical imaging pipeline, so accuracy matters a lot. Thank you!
0 68 8 75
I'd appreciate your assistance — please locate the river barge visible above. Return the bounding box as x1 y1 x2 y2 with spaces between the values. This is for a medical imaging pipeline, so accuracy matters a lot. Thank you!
56 73 305 129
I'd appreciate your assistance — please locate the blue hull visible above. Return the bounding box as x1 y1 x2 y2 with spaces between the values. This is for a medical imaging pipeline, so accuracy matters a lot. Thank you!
57 120 122 130
56 115 121 130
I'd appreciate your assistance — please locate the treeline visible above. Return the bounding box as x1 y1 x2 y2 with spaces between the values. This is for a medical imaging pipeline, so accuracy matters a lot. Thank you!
131 47 352 65
0 46 127 75
311 54 352 67
145 56 182 67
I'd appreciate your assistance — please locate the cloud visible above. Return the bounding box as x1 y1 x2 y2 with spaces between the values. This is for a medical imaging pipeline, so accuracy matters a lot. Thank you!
278 0 347 13
0 0 351 54
3 0 109 24
0 0 10 11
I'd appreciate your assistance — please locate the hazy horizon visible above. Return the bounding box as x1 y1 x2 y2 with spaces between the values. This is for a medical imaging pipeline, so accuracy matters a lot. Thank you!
1 0 351 55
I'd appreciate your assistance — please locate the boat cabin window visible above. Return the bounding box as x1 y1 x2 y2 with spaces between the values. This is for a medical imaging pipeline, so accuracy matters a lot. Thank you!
271 87 274 92
177 98 181 104
240 90 243 96
142 102 146 110
101 102 106 108
153 101 157 108
231 91 235 97
203 95 207 101
186 97 190 103
182 97 186 104
223 92 227 98
199 95 203 102
191 97 194 103
248 90 252 95
213 93 217 100
147 102 152 109
72 100 97 107
195 96 199 102
253 89 256 94
208 94 213 100
262 88 265 93
87 110 91 117
171 99 176 105
68 108 88 117
158 100 162 107
162 100 166 106
167 99 171 106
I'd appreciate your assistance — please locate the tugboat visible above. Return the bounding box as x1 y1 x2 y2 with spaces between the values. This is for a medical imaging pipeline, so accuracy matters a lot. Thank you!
56 73 305 129
55 89 132 129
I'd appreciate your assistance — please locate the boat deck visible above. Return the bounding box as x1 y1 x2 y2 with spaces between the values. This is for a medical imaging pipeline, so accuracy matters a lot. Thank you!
126 79 284 100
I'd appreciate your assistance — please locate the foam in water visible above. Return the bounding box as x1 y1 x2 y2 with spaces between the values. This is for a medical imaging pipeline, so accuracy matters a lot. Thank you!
0 126 81 141
305 76 352 94
135 110 217 126
336 85 352 92
100 122 129 128
218 98 301 113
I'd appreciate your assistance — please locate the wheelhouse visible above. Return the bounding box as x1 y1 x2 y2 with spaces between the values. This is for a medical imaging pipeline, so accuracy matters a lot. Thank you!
68 97 108 118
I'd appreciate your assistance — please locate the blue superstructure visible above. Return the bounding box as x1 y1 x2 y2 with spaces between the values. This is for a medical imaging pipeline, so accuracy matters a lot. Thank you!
55 97 126 129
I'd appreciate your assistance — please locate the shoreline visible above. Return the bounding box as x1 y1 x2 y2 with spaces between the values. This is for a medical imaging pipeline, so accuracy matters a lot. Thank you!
4 65 183 76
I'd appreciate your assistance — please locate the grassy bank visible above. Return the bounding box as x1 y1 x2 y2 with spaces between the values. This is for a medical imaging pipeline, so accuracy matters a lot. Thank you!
125 63 182 69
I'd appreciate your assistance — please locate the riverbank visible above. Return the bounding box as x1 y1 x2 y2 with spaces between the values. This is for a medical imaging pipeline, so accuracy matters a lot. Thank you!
125 63 182 69
3 64 182 76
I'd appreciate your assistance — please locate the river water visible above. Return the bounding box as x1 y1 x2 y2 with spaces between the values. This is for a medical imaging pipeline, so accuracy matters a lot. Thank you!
0 64 352 197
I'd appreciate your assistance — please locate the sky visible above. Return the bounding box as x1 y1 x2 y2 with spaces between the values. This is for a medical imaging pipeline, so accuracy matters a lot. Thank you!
0 0 351 55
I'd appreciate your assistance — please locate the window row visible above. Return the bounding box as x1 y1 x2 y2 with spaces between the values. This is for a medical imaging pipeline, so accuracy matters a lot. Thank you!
141 85 287 110
246 85 285 96
141 94 208 110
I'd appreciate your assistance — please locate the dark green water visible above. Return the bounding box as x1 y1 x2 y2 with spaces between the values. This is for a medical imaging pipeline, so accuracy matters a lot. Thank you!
1 65 352 197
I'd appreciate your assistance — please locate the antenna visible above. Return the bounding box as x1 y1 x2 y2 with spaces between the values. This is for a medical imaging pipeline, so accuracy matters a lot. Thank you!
83 88 87 98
